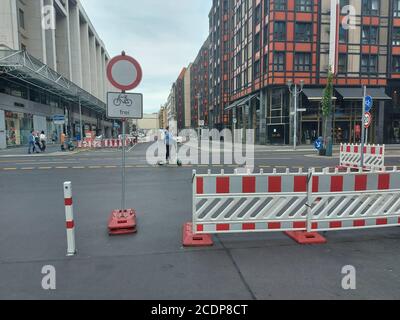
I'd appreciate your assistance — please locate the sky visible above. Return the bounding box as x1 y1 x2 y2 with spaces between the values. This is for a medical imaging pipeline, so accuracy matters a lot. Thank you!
80 0 211 113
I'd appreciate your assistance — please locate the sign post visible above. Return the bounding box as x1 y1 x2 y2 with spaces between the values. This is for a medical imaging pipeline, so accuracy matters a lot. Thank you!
106 51 143 235
360 88 373 169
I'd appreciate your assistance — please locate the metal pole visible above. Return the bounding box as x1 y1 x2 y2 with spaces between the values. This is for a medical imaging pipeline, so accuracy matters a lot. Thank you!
294 84 298 151
79 97 83 141
122 118 126 211
197 94 201 138
361 85 366 168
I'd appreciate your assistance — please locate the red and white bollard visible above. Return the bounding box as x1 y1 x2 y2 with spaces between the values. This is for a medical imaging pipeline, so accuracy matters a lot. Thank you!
64 182 76 256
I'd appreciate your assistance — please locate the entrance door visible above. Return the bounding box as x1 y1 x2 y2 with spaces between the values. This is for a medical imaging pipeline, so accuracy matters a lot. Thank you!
0 110 6 149
268 125 285 144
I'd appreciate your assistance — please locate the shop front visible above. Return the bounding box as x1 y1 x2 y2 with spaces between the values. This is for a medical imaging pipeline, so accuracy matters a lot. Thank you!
4 111 33 147
386 84 400 144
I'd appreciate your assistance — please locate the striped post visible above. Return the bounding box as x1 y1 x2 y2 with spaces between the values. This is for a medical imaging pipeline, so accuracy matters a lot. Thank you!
64 182 76 257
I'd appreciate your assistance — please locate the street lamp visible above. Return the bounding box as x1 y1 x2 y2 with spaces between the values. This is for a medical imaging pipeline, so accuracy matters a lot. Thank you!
287 80 304 150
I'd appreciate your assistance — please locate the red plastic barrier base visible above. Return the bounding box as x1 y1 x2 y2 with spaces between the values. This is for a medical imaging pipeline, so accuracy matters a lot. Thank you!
108 209 137 236
182 223 213 247
285 231 327 245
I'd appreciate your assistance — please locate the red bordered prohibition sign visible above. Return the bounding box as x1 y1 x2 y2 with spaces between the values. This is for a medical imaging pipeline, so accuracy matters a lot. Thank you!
107 54 143 91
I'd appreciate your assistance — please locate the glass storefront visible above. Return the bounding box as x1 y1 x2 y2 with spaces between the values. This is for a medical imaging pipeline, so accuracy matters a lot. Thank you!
4 111 33 146
385 86 400 144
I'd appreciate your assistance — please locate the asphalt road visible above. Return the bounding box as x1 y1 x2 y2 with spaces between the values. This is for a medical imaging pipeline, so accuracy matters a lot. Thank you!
0 142 399 300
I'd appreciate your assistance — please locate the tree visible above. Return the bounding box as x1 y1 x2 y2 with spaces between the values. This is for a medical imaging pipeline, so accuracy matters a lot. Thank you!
321 68 334 156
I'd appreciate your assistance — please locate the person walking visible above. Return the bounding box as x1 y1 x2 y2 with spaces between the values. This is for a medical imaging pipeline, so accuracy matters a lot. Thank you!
60 132 66 151
28 130 36 154
40 131 47 152
34 132 41 153
164 126 172 164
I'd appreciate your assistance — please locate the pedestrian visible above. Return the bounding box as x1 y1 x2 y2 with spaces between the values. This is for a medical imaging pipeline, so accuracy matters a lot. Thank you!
34 132 41 153
28 130 36 154
40 131 47 152
164 126 172 164
60 131 66 151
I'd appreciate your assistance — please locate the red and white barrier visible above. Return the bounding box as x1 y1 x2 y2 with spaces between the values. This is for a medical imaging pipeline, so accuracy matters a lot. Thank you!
184 167 400 246
64 182 76 256
339 143 385 171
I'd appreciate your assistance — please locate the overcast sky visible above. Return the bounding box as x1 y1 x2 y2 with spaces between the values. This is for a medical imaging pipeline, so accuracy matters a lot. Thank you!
80 0 210 113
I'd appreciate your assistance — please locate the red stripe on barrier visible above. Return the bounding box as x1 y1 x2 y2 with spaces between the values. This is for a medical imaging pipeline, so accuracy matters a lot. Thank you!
197 224 204 232
64 198 73 206
355 175 367 191
364 146 367 154
354 146 359 153
371 147 376 155
268 177 282 193
341 145 344 152
268 222 281 230
216 177 230 194
354 220 366 227
331 176 344 192
378 174 390 190
376 218 388 226
346 146 351 153
330 221 342 229
312 222 318 230
242 177 256 193
242 223 256 230
216 224 230 231
380 147 383 155
312 176 319 193
293 221 306 229
294 176 307 192
196 177 204 195
66 221 74 229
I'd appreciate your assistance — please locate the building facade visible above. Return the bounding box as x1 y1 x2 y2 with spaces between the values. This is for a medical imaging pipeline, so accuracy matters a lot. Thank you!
0 0 113 149
168 0 400 145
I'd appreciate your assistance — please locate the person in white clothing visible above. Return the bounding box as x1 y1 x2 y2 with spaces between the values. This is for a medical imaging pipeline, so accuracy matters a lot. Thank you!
40 131 47 152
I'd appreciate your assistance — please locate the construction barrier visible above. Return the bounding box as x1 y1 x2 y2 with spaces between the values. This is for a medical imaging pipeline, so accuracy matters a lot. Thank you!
77 138 137 149
183 167 400 246
63 182 76 256
339 143 385 171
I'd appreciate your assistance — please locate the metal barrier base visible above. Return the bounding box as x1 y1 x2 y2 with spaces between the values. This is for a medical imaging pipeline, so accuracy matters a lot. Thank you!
108 209 137 236
183 223 214 247
285 231 327 245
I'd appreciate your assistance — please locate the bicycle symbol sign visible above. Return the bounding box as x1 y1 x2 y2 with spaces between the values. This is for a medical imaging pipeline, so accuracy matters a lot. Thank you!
107 92 143 119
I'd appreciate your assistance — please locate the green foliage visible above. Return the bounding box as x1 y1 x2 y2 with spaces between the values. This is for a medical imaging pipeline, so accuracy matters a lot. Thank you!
322 68 334 118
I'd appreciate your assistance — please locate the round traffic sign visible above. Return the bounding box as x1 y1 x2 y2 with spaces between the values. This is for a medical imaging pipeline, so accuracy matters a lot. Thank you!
364 112 372 129
107 53 142 91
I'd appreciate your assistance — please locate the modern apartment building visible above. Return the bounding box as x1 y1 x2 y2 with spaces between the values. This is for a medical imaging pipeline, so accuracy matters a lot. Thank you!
174 68 186 131
184 64 192 129
190 37 210 128
170 0 400 145
0 0 113 149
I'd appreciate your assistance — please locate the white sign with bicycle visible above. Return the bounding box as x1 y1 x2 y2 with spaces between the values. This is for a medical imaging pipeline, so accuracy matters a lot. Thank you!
107 92 143 119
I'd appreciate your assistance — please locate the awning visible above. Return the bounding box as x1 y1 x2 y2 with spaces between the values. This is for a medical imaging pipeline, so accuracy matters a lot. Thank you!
225 93 258 111
0 49 106 113
335 87 391 101
303 88 337 101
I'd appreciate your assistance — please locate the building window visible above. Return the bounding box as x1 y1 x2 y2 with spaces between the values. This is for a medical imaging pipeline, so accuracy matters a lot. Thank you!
18 9 25 30
393 27 400 46
263 25 269 45
263 54 269 73
338 54 348 74
393 56 400 73
273 22 286 41
362 0 380 16
294 53 311 72
395 0 400 17
296 0 313 12
254 60 261 79
340 0 350 8
254 32 261 53
273 52 285 71
274 0 286 11
362 26 378 44
295 23 313 42
255 4 262 25
339 25 348 43
361 54 378 74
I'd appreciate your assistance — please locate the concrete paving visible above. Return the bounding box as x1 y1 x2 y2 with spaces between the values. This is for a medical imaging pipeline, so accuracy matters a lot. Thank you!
0 142 399 299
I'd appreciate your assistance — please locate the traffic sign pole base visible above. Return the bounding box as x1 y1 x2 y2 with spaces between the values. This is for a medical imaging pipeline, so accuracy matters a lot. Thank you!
182 223 213 247
285 231 327 245
108 209 137 236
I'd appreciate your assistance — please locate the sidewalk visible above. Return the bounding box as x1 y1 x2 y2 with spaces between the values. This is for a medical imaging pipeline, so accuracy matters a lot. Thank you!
0 144 79 158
